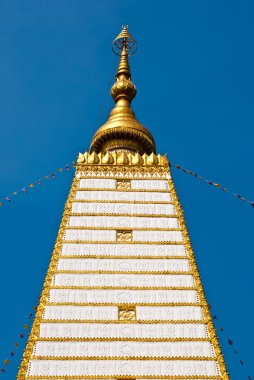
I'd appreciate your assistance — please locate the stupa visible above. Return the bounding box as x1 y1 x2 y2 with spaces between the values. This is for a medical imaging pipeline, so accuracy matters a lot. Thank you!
18 26 229 380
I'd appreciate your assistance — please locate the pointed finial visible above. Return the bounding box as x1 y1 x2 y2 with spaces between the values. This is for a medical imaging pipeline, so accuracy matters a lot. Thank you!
90 26 156 155
112 25 137 56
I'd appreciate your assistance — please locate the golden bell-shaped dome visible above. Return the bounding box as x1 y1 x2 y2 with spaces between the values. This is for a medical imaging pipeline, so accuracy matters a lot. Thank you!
90 26 156 155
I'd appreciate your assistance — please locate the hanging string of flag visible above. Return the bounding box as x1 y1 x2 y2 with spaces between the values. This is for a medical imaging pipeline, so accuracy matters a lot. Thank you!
173 164 254 208
0 160 253 208
210 306 252 380
0 306 37 374
0 162 76 207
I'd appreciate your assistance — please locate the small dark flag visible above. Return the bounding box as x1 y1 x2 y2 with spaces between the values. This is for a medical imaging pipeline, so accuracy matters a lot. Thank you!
10 351 14 357
65 165 70 171
0 369 6 373
212 315 217 320
5 196 11 202
36 180 41 185
220 328 224 331
228 339 233 346
19 333 24 339
240 360 244 365
250 202 254 207
51 172 56 179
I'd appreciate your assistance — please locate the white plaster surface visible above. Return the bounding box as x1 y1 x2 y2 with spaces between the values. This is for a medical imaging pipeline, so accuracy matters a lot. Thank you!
61 243 187 257
28 359 219 377
68 215 179 229
71 202 176 215
53 273 194 287
75 190 171 202
49 289 199 304
57 258 189 272
39 323 209 339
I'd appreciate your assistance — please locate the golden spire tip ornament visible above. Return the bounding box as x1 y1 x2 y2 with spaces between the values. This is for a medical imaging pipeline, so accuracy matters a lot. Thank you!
90 25 156 155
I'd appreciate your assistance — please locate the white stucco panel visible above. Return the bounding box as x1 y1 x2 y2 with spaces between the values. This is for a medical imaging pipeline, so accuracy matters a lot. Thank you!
49 289 199 304
33 341 214 358
68 215 179 229
61 243 187 257
39 323 209 339
28 359 219 377
43 306 118 321
136 306 203 321
53 273 194 287
78 179 116 189
132 180 169 190
75 190 171 202
71 202 175 215
57 258 190 272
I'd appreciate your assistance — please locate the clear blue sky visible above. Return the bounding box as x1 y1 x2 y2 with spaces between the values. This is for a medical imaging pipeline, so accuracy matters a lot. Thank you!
0 1 253 378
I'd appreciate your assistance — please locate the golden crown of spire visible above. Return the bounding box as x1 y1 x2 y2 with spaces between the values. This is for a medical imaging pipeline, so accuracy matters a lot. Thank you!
90 26 156 155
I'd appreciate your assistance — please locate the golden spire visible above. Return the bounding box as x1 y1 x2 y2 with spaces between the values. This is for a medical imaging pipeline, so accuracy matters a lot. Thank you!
90 26 156 155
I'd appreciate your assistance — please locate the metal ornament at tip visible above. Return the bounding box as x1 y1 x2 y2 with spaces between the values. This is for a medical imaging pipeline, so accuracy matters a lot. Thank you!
112 25 137 56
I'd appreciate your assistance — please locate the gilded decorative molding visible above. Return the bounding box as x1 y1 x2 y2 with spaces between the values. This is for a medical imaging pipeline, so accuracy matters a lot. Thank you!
77 151 168 166
45 303 202 308
51 286 196 291
117 179 131 190
37 337 211 342
26 376 221 380
116 230 133 242
168 174 229 379
76 188 169 193
64 227 181 231
59 255 188 260
55 270 191 275
69 213 178 218
31 356 217 361
76 164 170 177
118 305 136 321
61 240 183 245
40 318 206 324
73 199 173 205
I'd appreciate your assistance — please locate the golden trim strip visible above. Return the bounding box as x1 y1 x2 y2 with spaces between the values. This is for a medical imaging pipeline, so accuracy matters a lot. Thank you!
55 270 191 275
69 213 177 218
168 174 229 379
31 356 216 361
41 319 204 324
59 255 188 259
65 227 181 231
45 303 201 308
78 176 170 180
51 286 196 291
37 337 210 342
73 199 173 205
27 376 221 380
77 187 170 193
62 240 184 245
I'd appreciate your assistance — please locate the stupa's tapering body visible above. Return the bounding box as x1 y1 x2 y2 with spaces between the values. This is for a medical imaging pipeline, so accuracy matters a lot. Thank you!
18 27 229 380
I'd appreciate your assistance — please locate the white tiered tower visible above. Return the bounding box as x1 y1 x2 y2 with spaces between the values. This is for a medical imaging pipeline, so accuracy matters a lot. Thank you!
18 27 229 380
